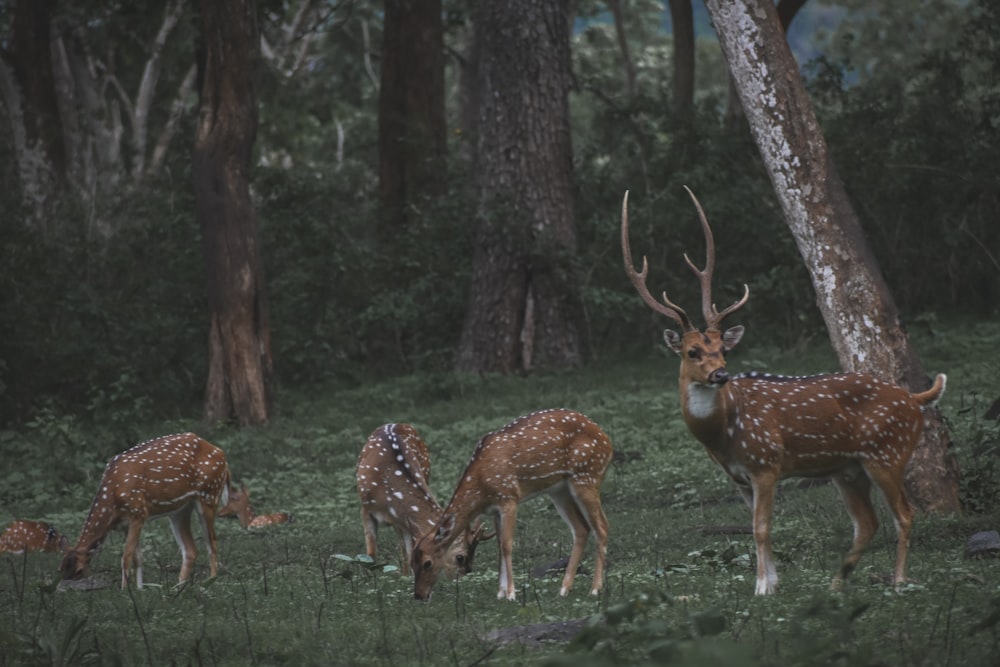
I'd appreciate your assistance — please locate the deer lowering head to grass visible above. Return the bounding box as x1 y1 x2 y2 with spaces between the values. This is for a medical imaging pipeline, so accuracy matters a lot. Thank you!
0 520 68 554
357 423 489 576
411 409 613 601
60 433 240 589
621 188 946 595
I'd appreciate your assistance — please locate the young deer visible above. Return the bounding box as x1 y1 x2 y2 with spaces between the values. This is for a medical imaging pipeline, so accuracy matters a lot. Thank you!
60 433 241 589
621 188 946 595
411 409 613 601
0 520 68 554
357 423 488 576
248 512 295 528
218 485 294 529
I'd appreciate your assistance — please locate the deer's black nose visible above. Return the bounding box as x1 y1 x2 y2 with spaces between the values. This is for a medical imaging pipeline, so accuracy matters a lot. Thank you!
709 368 730 385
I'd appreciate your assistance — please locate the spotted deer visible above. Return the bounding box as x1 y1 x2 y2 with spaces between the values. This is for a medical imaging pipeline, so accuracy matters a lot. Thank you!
357 423 489 576
621 188 946 595
0 520 68 554
411 409 613 601
248 512 295 528
60 433 241 589
218 485 293 529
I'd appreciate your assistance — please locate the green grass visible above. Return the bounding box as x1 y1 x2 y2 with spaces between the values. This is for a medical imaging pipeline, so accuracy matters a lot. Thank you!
1 319 998 666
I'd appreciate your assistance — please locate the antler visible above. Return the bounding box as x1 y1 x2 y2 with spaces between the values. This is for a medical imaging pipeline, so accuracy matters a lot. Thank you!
621 191 696 332
681 186 749 331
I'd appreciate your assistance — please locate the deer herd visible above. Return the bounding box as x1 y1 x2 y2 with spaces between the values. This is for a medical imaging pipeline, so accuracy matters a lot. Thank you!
5 189 945 602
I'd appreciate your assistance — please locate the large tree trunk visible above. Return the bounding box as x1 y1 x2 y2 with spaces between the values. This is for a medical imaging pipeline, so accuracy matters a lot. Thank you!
0 0 61 226
377 0 447 232
724 0 808 132
193 0 273 427
456 0 582 373
667 0 694 121
705 0 959 512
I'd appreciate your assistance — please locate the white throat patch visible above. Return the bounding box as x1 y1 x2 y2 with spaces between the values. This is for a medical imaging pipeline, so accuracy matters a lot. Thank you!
686 383 720 419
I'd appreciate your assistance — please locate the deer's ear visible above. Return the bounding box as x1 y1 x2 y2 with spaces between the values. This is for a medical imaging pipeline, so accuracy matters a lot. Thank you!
722 325 744 351
435 514 456 543
664 330 683 355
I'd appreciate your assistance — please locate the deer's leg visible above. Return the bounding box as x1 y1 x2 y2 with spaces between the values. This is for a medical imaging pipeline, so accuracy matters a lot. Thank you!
198 500 220 578
496 505 518 601
750 472 779 595
169 504 198 583
121 519 145 589
396 525 413 576
549 485 590 596
831 468 878 589
568 481 609 596
361 507 379 562
865 465 914 586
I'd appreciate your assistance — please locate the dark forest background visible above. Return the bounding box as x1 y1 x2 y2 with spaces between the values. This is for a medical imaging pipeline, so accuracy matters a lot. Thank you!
0 0 996 430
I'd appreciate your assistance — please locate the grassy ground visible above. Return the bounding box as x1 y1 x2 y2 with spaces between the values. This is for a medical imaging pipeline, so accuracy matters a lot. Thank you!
1 319 998 666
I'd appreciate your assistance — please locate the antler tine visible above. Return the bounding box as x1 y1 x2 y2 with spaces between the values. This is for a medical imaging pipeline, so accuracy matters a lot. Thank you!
621 191 695 332
682 186 749 330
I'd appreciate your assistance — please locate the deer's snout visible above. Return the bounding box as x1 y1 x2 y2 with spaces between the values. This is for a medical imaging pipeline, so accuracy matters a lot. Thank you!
708 368 730 385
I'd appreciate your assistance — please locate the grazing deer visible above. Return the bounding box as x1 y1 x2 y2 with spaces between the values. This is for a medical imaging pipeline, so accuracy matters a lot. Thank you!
0 520 68 554
357 423 488 576
60 433 241 589
248 512 295 529
411 409 613 601
218 485 293 529
621 188 947 595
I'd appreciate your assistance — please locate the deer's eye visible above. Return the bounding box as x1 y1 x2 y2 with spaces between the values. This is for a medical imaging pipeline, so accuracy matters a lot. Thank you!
422 560 433 571
687 348 701 360
455 554 465 565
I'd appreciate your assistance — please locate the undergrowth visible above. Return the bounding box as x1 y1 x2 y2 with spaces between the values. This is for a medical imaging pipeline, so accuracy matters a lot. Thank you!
0 320 998 666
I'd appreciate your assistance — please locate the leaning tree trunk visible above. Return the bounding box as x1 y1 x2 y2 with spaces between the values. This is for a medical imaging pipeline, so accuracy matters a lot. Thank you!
193 0 273 427
705 0 959 512
455 0 582 374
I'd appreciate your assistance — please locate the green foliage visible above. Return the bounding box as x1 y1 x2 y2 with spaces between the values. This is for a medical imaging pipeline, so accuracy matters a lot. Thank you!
1 0 997 436
808 0 1000 316
1 321 998 666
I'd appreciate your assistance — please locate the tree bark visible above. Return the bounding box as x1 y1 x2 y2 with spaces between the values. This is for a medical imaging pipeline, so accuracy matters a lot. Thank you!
705 0 959 512
456 0 582 373
1 0 61 226
667 0 694 120
378 0 447 232
607 0 637 100
724 0 807 132
193 0 273 427
455 5 481 164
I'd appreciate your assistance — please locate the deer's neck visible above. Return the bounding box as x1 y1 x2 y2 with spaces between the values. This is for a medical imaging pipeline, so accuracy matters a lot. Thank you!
443 483 491 537
680 379 733 448
73 495 120 553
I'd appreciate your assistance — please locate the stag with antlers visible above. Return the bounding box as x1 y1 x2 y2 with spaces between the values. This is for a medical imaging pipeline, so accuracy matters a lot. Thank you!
621 188 946 595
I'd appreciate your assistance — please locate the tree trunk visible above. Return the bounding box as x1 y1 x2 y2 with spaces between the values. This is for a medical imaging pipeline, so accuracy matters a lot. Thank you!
667 0 694 121
455 5 481 164
607 0 637 101
1 0 61 226
378 0 447 232
705 0 959 512
724 0 808 132
193 0 273 427
456 0 582 373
